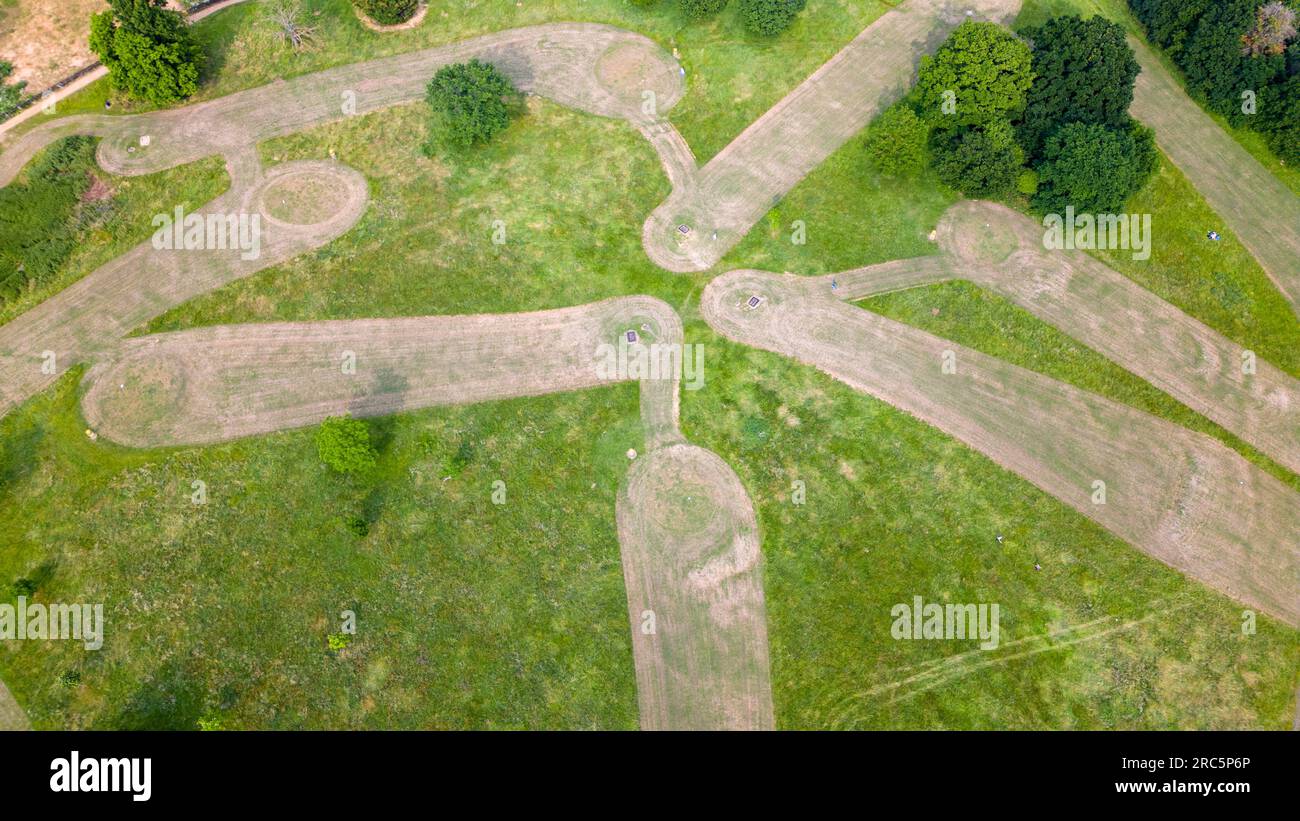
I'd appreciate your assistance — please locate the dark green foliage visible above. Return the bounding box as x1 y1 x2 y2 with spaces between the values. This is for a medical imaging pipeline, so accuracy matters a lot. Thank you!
88 0 202 105
423 59 522 151
1017 16 1140 160
353 0 418 25
1032 122 1159 214
863 103 929 175
1180 0 1285 124
915 21 1034 126
0 137 97 303
678 0 728 20
1258 74 1300 161
315 416 377 475
738 0 806 35
930 119 1025 198
0 60 27 118
11 578 37 597
1129 0 1212 53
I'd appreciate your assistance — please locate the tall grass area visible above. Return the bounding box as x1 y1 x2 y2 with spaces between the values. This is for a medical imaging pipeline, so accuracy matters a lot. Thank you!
0 92 1294 728
0 0 1296 729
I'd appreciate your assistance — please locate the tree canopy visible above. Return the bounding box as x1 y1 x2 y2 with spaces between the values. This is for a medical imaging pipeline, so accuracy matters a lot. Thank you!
1016 16 1140 160
424 60 522 151
931 119 1025 198
915 21 1034 126
89 0 202 105
1032 121 1159 214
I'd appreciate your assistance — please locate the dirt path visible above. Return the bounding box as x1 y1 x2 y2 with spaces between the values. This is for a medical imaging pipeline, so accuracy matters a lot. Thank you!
81 296 677 446
0 676 28 730
702 268 1300 628
0 158 369 416
1128 35 1300 317
0 23 684 187
639 0 1022 272
933 201 1300 476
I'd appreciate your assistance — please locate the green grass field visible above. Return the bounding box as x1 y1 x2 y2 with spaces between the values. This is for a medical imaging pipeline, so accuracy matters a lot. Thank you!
0 0 1296 729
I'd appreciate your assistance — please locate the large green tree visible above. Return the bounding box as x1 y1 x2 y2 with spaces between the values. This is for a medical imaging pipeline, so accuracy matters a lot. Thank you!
1180 0 1286 123
88 0 202 105
1031 122 1158 214
1016 16 1140 160
1258 74 1300 162
424 60 522 151
915 21 1034 126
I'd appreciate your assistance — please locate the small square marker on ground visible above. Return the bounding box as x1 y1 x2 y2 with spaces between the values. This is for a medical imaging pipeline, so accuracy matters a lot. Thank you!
140 135 151 147
677 224 691 235
747 295 763 309
626 330 638 343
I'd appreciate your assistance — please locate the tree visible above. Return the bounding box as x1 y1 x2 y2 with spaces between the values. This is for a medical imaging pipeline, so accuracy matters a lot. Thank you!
916 21 1034 126
0 61 27 118
1241 1 1297 57
353 0 418 26
1181 0 1285 123
316 416 377 475
424 59 522 151
863 104 929 175
1128 0 1212 53
1258 74 1300 162
739 0 806 35
678 0 728 20
1031 121 1158 214
265 0 318 49
930 119 1025 198
88 0 202 105
1016 15 1140 160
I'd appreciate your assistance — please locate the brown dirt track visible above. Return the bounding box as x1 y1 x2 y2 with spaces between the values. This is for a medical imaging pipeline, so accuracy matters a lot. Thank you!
81 296 678 447
933 201 1300 476
0 23 685 187
701 268 1300 629
0 158 369 416
0 677 28 730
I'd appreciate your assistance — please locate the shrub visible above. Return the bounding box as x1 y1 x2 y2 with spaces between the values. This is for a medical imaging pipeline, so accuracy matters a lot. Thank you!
1016 168 1039 195
739 0 806 35
353 0 418 26
0 61 27 118
316 415 377 475
89 0 202 105
1032 122 1159 214
916 21 1034 126
58 670 81 687
424 59 522 151
678 0 728 20
11 578 37 597
863 104 929 176
930 119 1025 198
0 136 97 303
